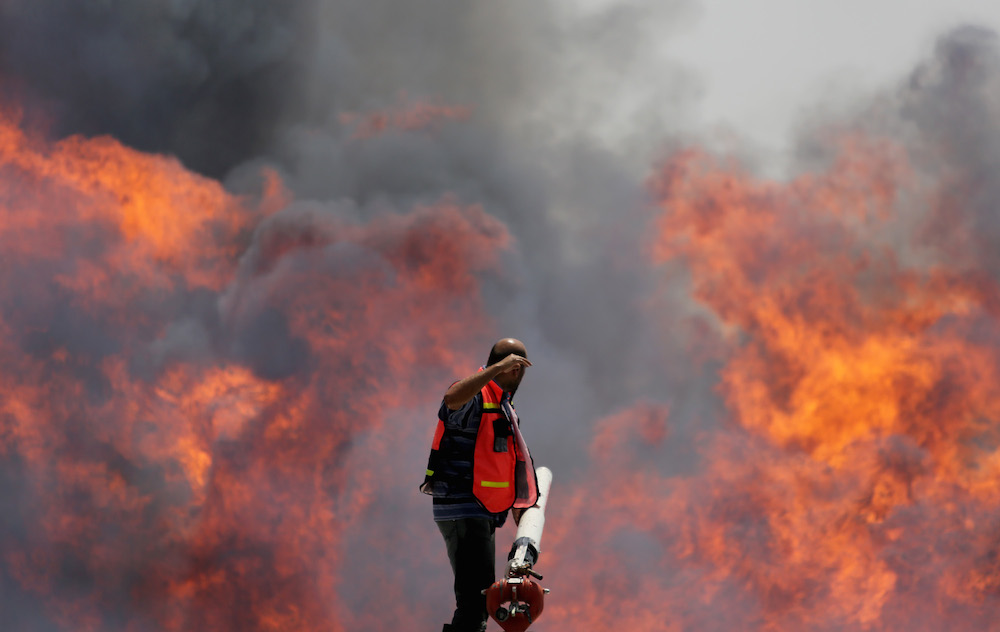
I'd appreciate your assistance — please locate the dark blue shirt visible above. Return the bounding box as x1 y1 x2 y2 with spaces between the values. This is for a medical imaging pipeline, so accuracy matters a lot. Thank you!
431 391 509 527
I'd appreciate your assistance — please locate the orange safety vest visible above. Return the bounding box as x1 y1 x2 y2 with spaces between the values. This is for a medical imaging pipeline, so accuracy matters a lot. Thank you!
421 377 538 513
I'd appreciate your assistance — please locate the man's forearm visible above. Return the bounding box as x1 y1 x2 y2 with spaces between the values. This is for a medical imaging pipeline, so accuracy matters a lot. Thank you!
443 364 503 410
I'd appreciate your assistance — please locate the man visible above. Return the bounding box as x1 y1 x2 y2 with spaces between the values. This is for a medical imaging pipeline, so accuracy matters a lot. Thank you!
420 338 539 632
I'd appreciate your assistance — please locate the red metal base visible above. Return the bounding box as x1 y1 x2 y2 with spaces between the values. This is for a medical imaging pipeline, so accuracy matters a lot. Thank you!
484 576 546 632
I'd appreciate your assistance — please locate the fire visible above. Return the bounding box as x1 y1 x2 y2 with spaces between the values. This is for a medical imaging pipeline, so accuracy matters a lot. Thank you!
0 108 246 295
5 34 1000 631
544 134 1000 630
0 103 508 630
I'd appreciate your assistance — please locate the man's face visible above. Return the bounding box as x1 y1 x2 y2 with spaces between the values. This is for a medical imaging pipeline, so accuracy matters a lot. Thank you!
495 362 526 394
488 338 528 395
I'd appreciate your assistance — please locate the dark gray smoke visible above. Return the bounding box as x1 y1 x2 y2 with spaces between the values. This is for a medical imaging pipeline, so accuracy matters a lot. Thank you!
0 0 696 173
900 26 1000 281
0 0 310 175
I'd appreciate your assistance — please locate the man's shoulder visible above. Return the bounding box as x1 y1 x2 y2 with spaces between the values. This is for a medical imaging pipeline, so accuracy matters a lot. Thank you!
438 391 482 420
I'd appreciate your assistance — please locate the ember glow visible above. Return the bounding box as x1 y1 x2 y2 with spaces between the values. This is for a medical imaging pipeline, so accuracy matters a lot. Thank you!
338 93 472 139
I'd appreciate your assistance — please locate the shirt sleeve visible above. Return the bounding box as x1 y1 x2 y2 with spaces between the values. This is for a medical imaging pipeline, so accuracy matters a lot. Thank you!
438 391 481 430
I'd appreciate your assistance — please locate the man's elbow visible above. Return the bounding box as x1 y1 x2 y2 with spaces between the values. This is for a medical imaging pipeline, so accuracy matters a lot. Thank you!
442 393 461 410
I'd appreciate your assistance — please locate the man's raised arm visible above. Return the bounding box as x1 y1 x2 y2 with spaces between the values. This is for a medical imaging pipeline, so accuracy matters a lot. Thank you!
442 354 531 410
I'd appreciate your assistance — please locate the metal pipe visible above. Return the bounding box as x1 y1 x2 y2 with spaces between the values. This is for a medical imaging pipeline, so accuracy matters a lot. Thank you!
507 466 553 574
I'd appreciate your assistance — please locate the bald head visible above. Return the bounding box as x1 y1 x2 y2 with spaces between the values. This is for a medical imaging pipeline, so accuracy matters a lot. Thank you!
486 337 529 395
487 338 527 366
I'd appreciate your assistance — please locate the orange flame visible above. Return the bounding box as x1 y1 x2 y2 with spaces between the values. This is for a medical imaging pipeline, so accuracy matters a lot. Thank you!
544 135 1000 631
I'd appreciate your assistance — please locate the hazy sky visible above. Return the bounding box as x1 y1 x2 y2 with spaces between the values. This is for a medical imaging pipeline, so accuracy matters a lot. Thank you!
663 0 1000 167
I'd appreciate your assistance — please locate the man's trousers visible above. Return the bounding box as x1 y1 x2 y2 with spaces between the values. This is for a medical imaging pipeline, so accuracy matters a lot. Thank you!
437 518 496 632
